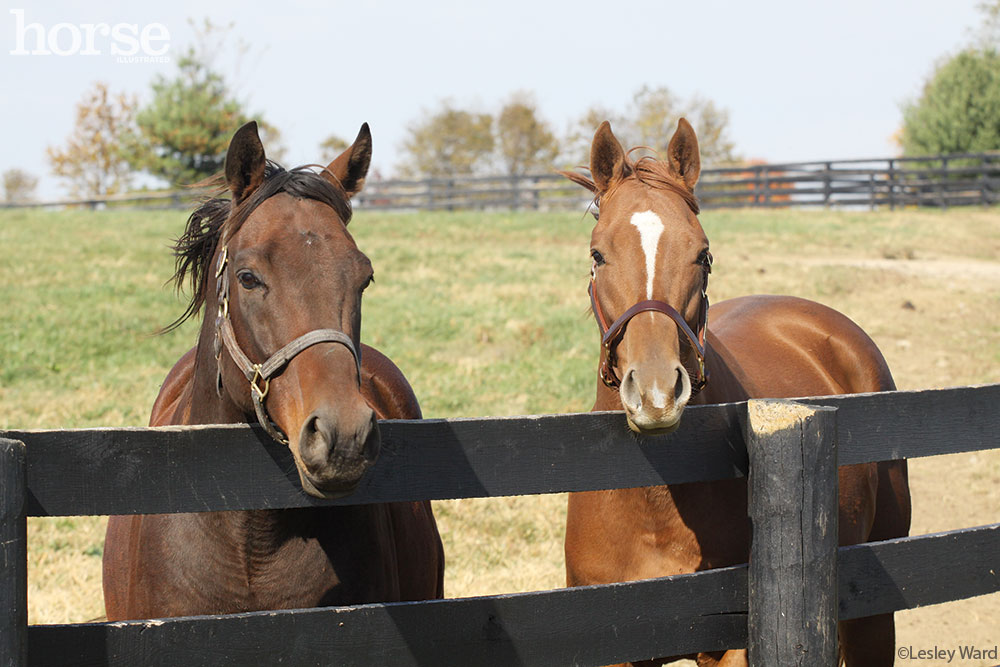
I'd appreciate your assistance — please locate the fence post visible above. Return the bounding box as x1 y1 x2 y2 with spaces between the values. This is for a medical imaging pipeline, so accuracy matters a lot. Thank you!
822 162 832 207
888 159 896 210
745 400 838 667
0 438 27 667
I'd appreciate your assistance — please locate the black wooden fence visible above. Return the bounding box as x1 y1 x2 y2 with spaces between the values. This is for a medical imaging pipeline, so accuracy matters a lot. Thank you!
5 152 1000 213
2 384 999 666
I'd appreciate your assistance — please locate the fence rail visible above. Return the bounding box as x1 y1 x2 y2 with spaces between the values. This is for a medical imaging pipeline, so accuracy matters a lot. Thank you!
2 383 999 665
5 152 1000 213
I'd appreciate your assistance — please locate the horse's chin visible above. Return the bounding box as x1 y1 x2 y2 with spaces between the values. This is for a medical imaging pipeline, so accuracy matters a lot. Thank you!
296 468 363 500
625 413 683 437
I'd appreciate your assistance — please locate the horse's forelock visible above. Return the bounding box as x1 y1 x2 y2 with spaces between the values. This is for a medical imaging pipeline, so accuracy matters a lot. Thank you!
561 150 700 217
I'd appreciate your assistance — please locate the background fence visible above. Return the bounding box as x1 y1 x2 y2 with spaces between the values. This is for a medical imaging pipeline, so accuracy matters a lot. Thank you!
2 383 999 665
4 152 1000 213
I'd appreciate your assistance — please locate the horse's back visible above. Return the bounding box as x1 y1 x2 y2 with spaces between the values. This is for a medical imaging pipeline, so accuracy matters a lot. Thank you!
707 294 895 397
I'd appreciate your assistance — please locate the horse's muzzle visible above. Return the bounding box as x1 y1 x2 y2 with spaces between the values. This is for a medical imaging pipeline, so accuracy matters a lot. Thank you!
295 407 380 498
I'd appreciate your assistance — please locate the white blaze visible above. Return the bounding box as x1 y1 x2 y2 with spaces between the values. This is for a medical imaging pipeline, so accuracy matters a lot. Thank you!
629 210 664 299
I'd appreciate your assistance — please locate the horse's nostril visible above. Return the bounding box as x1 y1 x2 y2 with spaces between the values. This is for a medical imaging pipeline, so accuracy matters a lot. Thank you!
299 413 334 469
674 367 686 401
620 368 642 412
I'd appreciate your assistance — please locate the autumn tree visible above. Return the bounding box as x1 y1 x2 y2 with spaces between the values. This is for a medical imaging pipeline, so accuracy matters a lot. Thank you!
495 92 559 175
46 82 138 196
319 134 350 163
398 102 495 178
562 105 625 167
565 86 738 167
2 169 38 202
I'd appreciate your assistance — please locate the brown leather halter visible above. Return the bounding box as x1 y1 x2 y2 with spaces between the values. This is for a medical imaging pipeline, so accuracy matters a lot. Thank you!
588 261 710 395
213 245 362 445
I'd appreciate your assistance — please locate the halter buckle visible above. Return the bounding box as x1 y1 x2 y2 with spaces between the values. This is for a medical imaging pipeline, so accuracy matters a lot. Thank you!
250 364 270 401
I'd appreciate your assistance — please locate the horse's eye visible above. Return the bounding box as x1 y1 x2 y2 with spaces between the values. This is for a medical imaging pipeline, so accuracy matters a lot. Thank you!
700 251 713 273
237 271 262 290
591 249 606 266
361 273 374 291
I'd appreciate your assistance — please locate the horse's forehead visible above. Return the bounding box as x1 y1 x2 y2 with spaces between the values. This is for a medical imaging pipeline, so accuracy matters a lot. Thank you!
241 195 352 250
601 188 701 247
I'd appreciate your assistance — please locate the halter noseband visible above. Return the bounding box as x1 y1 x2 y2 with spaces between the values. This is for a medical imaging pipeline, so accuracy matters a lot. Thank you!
213 245 362 445
588 265 710 395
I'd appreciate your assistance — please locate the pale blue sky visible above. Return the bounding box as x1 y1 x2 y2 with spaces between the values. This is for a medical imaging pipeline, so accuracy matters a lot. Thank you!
0 0 984 198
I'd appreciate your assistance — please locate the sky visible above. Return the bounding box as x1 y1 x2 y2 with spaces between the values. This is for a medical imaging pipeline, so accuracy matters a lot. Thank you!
0 0 985 199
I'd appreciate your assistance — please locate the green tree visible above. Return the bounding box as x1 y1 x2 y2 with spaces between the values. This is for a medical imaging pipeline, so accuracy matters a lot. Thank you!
901 49 1000 156
129 19 284 186
46 82 138 196
2 169 38 202
495 92 559 175
398 102 494 178
130 56 246 185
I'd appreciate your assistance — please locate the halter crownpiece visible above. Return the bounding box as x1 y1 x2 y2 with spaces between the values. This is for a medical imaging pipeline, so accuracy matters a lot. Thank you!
213 245 363 445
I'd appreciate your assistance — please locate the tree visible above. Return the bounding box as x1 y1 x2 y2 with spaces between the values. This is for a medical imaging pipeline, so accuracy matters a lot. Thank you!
2 169 38 202
319 134 350 163
562 104 624 167
46 82 138 196
129 19 284 186
398 102 494 178
495 92 559 175
901 48 1000 156
564 86 738 167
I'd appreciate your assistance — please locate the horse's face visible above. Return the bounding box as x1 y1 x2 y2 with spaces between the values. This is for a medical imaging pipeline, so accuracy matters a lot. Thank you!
218 122 379 498
586 120 709 435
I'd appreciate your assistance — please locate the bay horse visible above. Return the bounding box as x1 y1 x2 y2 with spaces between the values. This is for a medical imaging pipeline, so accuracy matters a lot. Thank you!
103 122 444 620
560 120 910 666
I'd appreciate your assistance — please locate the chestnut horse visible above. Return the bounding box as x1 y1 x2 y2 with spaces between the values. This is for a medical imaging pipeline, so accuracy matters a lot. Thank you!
560 120 910 666
103 122 444 620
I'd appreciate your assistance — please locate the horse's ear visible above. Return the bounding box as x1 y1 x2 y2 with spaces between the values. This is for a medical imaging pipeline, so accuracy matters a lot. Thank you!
323 123 372 197
667 118 701 190
590 121 629 194
225 121 267 204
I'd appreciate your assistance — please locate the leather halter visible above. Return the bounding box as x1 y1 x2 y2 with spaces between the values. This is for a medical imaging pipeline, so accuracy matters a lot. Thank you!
213 245 362 445
588 266 710 395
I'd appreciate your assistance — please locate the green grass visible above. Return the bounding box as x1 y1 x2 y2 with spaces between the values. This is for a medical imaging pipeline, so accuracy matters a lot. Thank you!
3 204 999 626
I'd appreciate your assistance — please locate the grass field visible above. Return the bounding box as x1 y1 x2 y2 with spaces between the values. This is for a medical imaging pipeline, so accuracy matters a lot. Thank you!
2 204 998 662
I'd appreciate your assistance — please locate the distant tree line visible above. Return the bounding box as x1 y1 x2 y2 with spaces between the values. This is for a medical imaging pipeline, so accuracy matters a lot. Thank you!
24 4 1000 201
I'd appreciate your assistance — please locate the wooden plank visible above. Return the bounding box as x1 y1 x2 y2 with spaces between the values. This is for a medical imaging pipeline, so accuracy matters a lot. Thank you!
746 401 838 666
5 385 998 516
839 523 1000 620
28 566 747 667
0 439 27 667
23 524 1000 666
795 384 1000 464
6 404 748 516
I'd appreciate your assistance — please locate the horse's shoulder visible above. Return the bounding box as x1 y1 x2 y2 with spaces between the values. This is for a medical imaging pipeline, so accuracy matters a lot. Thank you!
150 347 197 427
359 344 422 420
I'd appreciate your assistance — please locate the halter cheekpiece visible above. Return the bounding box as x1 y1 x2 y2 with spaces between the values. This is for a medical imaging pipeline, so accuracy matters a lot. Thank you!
213 245 362 444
